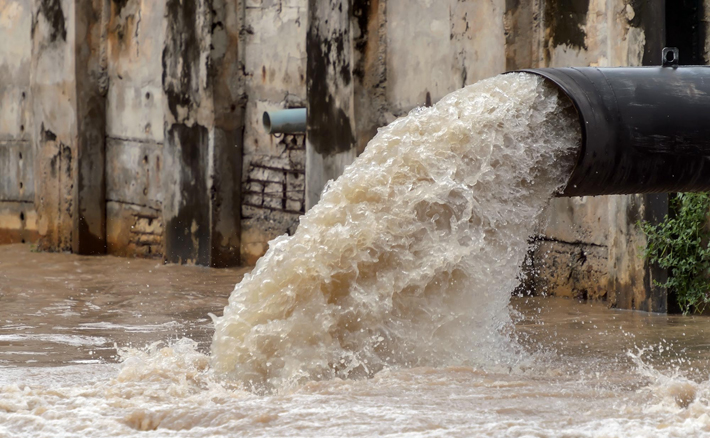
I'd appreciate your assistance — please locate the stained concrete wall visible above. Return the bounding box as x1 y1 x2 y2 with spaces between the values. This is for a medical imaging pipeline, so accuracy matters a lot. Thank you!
0 0 245 266
386 0 505 114
0 1 37 245
305 0 506 213
30 0 108 255
0 0 705 313
522 0 670 312
105 0 166 258
304 0 679 312
240 0 307 265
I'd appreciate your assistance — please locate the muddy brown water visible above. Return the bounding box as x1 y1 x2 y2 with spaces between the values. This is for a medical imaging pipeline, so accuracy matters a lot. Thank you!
0 244 249 368
3 243 710 437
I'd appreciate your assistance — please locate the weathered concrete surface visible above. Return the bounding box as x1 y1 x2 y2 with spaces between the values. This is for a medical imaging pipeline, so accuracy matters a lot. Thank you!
30 0 107 254
3 0 246 266
541 197 610 247
162 0 243 267
0 142 34 204
160 0 206 265
73 0 108 254
543 0 646 68
239 0 307 263
207 0 245 268
0 140 36 243
0 1 32 142
605 194 666 312
0 203 39 245
31 0 79 252
386 0 505 113
240 146 305 266
504 0 539 71
104 0 166 258
105 138 162 210
241 133 306 263
531 240 610 301
351 0 386 155
0 1 37 244
106 0 165 143
305 0 357 209
527 0 669 311
106 201 162 257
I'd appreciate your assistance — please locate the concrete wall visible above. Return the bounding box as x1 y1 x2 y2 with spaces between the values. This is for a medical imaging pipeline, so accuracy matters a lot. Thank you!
0 1 37 245
386 0 505 114
1 0 245 266
0 0 705 312
305 0 506 211
30 0 108 255
0 0 301 266
105 0 166 258
240 0 307 265
304 0 677 312
526 0 669 312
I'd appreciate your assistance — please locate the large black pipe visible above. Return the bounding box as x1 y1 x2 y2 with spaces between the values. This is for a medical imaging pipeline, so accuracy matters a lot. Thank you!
518 64 710 197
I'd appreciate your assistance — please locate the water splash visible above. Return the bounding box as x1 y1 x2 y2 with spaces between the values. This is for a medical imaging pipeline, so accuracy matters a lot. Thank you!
211 73 581 390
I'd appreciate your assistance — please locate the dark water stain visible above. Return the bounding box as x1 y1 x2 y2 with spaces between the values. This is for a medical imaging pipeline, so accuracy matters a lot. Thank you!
39 0 67 43
163 124 210 266
112 0 130 16
306 1 355 157
162 0 203 122
544 0 589 50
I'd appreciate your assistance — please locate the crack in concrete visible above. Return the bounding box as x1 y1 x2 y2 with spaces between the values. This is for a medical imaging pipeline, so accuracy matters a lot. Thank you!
533 235 607 248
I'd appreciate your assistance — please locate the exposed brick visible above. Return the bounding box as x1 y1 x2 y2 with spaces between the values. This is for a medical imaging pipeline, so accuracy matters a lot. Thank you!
264 197 284 210
286 199 303 212
264 182 283 194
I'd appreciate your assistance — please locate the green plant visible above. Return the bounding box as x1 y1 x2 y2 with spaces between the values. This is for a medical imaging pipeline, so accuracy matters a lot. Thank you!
639 193 710 314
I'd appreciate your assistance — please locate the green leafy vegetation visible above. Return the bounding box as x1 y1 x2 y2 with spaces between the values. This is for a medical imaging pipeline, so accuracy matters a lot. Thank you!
639 193 710 314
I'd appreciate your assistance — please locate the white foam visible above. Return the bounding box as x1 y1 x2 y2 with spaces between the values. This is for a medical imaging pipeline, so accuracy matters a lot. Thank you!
0 334 109 347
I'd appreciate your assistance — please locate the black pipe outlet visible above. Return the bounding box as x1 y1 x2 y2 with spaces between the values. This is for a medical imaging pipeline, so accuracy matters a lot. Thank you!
518 66 710 197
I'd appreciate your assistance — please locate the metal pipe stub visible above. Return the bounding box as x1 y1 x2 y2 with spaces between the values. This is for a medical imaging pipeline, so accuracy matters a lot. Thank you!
263 108 307 135
517 64 710 197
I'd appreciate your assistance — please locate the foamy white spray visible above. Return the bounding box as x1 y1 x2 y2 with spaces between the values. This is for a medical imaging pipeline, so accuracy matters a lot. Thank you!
211 73 581 389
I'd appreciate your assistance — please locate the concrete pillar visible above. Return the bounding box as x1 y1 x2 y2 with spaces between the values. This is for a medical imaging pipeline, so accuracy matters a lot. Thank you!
351 0 387 155
611 0 668 312
0 1 37 245
162 0 243 267
31 0 106 254
74 0 107 254
306 0 505 209
630 0 670 312
504 0 539 70
305 0 358 209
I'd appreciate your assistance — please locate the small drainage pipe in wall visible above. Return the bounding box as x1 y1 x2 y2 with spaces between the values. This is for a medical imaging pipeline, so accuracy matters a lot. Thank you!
263 108 307 134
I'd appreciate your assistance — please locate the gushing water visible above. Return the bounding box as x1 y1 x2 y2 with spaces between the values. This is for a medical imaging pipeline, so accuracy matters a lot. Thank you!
211 73 580 389
16 74 710 437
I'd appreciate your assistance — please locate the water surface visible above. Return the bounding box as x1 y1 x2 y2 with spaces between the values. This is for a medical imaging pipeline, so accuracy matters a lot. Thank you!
3 245 710 436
